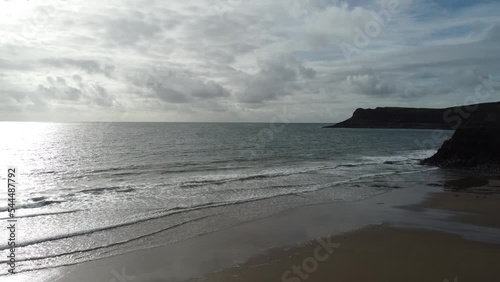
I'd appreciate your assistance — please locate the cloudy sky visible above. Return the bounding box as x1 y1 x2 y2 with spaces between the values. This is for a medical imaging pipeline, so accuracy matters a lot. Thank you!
1 0 499 122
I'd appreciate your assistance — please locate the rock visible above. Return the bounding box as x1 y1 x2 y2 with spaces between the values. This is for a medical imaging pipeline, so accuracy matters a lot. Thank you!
324 101 500 170
422 102 500 171
323 102 499 129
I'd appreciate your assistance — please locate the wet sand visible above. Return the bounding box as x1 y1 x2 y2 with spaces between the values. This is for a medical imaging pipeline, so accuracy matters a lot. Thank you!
405 175 500 228
190 172 500 282
191 225 500 282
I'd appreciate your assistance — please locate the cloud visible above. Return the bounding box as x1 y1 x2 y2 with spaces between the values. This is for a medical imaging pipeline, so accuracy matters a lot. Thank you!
0 0 499 122
238 55 316 103
37 75 117 108
41 58 115 76
0 59 32 71
131 67 231 104
38 76 82 101
341 73 397 96
100 18 163 46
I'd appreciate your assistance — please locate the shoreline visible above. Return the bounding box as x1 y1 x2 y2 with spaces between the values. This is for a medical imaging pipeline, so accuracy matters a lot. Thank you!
5 169 500 282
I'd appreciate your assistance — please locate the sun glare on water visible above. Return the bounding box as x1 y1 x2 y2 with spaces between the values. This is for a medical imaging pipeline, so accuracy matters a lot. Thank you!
0 122 60 169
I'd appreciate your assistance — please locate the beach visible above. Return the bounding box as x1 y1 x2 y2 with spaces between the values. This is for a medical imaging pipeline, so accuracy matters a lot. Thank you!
8 169 498 282
190 175 500 282
192 225 500 282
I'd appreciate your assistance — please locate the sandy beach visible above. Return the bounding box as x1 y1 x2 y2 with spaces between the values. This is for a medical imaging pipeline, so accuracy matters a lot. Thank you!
192 191 500 282
5 169 495 282
192 225 500 282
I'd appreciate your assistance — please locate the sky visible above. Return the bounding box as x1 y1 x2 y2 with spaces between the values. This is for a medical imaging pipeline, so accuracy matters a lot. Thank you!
0 0 499 122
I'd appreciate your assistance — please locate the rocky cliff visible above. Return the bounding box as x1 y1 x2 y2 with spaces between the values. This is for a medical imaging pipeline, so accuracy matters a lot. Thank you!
325 102 500 170
323 105 489 129
422 102 500 170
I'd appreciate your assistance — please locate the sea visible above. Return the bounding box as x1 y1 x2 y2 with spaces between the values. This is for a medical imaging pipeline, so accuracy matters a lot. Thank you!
0 122 452 275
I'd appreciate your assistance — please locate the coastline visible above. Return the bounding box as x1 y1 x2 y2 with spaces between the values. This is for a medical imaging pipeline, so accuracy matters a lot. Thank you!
6 169 500 282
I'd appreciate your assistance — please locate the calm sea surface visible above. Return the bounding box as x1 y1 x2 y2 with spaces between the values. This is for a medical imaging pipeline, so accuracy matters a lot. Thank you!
0 122 451 274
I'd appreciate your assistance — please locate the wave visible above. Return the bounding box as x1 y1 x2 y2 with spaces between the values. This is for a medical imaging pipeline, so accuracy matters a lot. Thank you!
0 196 281 252
0 167 402 252
178 166 327 188
0 167 436 271
78 186 135 195
0 200 62 213
33 160 252 178
0 210 80 220
30 150 435 191
3 150 437 254
0 215 212 265
362 149 437 164
333 161 380 168
178 151 432 189
10 151 434 214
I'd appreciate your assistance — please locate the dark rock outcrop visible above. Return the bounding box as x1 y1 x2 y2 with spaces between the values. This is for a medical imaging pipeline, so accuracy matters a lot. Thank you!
324 101 500 171
323 104 496 129
422 102 500 171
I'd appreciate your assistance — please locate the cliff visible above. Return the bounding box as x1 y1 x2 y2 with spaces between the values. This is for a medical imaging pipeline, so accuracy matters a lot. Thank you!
324 101 500 170
324 105 482 129
422 102 500 170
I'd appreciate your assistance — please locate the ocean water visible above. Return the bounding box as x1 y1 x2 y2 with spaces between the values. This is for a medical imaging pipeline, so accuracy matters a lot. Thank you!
0 122 452 274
